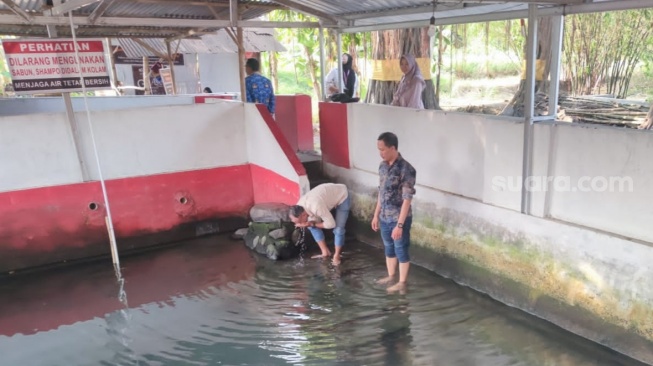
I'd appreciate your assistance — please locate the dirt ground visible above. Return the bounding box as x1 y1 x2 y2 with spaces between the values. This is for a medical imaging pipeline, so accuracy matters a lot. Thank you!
439 73 653 120
440 75 519 114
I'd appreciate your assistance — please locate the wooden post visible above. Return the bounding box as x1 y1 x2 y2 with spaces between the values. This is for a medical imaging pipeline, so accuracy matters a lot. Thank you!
142 56 151 95
107 38 120 91
165 40 177 95
237 27 246 101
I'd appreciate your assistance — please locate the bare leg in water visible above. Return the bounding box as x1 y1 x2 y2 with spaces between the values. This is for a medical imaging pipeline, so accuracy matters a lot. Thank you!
332 245 344 265
376 257 397 285
387 262 410 292
311 239 331 259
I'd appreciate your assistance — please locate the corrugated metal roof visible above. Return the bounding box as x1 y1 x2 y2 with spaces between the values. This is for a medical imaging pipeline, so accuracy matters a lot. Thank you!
117 28 286 57
0 0 649 38
286 0 434 17
352 3 528 27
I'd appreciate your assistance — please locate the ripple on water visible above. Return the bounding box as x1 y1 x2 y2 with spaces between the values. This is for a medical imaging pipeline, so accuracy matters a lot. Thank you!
0 236 648 366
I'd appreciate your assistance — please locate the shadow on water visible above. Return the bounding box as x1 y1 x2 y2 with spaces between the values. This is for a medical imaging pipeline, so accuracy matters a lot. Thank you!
0 234 649 366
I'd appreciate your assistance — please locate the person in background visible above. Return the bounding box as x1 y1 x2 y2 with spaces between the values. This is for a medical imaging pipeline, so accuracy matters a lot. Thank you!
325 53 358 99
149 58 164 85
203 87 213 93
245 58 276 115
289 183 351 266
372 132 417 293
391 54 425 109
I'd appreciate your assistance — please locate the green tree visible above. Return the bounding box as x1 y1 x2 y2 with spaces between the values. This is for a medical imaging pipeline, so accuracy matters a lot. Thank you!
563 10 653 98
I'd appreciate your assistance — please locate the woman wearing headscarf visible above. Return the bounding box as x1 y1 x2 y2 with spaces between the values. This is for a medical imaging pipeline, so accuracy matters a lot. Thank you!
391 54 425 109
325 53 358 99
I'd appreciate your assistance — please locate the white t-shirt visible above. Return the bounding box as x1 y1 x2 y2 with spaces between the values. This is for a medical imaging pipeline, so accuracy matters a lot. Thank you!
325 67 359 97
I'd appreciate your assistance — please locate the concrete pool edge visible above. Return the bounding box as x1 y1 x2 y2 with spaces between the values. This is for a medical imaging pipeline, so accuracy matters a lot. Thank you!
348 210 653 366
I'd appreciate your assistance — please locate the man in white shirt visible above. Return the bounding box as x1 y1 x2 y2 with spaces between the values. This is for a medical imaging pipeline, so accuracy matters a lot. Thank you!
289 183 350 265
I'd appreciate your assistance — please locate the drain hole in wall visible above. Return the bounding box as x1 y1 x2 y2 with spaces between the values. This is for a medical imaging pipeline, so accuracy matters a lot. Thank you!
179 197 188 204
89 202 99 211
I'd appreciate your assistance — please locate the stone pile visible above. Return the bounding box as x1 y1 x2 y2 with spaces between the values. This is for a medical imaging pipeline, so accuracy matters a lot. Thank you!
233 203 306 260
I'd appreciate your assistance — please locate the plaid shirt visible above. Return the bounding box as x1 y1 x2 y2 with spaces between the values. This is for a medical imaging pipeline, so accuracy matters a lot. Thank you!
378 154 416 222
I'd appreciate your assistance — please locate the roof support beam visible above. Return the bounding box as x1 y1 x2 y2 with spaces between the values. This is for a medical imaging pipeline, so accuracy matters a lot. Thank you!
0 13 327 28
131 0 279 9
207 5 220 19
342 0 584 19
342 0 653 33
229 0 238 26
165 29 214 43
50 0 101 15
88 0 116 24
0 0 32 22
268 0 339 24
342 3 466 21
132 38 168 59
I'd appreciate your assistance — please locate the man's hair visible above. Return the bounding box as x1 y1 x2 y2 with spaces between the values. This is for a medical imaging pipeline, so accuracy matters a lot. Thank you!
245 58 260 72
289 205 305 218
378 132 398 149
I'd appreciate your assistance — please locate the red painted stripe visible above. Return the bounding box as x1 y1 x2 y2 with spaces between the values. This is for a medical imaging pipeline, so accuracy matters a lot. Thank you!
251 164 300 205
0 165 254 272
194 95 236 103
319 102 350 168
255 104 307 176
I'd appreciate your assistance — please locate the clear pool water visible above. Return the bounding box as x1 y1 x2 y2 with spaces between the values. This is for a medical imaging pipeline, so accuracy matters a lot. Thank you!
0 236 646 366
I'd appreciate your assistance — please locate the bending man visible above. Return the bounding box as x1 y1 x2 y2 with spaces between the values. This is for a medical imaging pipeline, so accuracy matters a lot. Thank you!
289 183 350 265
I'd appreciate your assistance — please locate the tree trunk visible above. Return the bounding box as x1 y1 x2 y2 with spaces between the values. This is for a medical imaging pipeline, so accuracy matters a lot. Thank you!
304 45 321 101
269 51 278 92
501 17 553 117
436 25 444 102
365 28 440 109
639 103 653 130
505 20 511 52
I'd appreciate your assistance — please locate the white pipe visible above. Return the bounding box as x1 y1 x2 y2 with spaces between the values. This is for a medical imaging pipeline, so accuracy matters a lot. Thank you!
521 4 538 215
549 15 564 117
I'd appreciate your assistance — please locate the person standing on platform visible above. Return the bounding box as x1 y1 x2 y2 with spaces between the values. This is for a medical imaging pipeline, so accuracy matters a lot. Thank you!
391 54 425 109
245 58 276 115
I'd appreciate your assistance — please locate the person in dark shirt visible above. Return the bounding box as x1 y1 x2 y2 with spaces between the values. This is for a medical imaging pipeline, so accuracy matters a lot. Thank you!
245 58 276 115
371 132 417 293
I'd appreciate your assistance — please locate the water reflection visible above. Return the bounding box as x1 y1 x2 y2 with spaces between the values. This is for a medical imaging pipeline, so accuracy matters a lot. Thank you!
379 296 413 366
0 235 648 366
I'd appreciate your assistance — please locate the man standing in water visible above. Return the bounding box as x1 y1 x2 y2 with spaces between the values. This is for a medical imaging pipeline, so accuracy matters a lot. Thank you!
372 132 417 292
289 183 351 266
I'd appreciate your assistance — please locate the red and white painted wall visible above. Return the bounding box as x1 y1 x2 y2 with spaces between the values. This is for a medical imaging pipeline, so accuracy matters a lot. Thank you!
319 101 653 365
0 97 309 273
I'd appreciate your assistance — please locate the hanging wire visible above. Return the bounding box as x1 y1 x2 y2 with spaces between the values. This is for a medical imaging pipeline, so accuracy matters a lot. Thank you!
67 12 122 278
